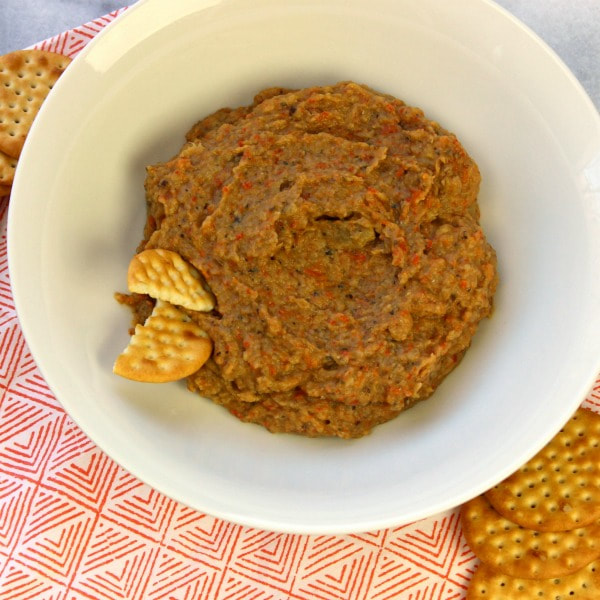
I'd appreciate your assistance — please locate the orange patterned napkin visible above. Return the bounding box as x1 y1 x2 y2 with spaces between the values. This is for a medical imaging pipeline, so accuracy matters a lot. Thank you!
1 9 599 600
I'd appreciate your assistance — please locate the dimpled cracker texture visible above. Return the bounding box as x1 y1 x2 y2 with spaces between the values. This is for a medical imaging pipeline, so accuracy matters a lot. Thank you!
113 300 213 383
0 148 17 188
466 560 600 600
460 494 600 579
127 248 215 312
485 408 600 531
0 50 71 159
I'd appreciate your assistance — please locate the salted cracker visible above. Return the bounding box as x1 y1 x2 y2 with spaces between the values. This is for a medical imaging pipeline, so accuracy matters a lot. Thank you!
0 49 71 158
128 248 215 312
460 494 600 579
113 300 212 383
466 560 600 600
0 148 17 188
485 407 600 531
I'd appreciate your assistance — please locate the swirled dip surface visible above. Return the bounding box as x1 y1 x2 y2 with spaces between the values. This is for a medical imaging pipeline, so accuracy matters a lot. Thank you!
138 82 498 438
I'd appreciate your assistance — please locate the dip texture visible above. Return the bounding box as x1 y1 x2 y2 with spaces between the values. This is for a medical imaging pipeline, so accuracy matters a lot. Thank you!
135 82 498 438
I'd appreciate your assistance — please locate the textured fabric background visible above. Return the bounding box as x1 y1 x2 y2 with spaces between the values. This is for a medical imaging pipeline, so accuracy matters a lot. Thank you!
0 0 125 53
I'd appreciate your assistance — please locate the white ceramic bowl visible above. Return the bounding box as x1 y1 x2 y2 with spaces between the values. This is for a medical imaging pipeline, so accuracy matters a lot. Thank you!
8 0 600 533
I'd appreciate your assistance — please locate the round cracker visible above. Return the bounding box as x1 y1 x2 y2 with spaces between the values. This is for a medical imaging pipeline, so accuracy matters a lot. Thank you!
113 300 212 383
0 50 71 158
127 248 215 312
485 407 600 531
466 560 600 600
460 494 600 579
0 148 17 186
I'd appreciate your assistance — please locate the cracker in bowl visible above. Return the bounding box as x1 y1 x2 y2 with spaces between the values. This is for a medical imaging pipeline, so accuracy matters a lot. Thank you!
113 300 212 383
127 248 215 312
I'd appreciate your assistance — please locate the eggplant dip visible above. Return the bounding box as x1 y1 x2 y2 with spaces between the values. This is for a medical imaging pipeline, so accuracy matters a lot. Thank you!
120 81 498 438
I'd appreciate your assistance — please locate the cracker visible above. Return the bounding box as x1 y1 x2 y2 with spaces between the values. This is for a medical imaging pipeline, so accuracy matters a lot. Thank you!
113 300 212 383
485 407 600 531
460 494 600 579
0 148 17 186
0 50 71 158
466 560 600 600
127 248 215 312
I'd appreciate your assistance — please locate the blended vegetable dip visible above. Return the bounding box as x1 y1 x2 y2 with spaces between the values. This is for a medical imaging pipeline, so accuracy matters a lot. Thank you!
132 82 498 438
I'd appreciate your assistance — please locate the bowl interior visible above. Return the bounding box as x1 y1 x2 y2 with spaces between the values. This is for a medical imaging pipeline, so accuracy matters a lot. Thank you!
8 0 600 533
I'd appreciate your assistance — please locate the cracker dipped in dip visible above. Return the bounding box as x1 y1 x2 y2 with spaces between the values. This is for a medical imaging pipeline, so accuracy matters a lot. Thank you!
123 82 498 438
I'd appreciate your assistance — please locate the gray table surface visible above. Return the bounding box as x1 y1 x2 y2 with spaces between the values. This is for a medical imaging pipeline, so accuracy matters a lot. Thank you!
1 0 599 111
